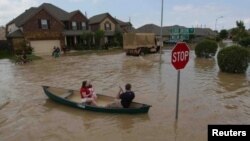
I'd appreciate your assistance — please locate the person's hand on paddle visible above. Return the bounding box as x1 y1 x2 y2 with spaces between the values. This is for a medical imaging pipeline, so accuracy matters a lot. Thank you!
116 86 123 99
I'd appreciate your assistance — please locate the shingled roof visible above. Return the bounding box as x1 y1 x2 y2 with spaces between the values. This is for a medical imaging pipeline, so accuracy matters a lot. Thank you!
7 3 85 27
136 24 170 35
116 19 131 26
89 13 118 24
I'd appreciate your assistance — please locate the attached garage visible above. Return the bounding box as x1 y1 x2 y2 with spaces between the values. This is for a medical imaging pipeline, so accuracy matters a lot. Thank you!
30 40 60 55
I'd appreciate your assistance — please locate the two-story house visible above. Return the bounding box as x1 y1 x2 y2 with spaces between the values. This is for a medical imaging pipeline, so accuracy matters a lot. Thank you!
6 3 88 55
88 13 120 44
88 13 133 45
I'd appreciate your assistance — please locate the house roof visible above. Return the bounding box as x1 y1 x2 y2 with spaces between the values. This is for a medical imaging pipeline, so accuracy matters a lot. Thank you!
89 13 118 25
7 3 86 27
116 19 132 26
7 7 38 26
136 24 169 35
6 29 23 38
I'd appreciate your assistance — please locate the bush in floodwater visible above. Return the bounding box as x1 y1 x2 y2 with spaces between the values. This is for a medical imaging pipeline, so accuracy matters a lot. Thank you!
195 40 218 58
239 37 250 48
217 46 249 73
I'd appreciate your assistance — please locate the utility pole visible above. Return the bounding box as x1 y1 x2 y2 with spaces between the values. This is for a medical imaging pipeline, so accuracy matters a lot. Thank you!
160 0 164 60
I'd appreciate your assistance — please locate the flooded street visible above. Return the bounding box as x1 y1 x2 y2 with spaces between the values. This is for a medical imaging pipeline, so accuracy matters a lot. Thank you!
0 50 250 141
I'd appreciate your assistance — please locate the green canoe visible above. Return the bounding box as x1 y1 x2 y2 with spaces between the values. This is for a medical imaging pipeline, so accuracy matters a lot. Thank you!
42 86 151 114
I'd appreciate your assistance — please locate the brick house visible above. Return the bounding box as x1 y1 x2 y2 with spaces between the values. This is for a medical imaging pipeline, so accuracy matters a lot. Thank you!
6 3 88 55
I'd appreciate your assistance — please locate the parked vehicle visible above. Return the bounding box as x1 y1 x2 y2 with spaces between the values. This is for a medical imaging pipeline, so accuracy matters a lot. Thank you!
123 33 160 56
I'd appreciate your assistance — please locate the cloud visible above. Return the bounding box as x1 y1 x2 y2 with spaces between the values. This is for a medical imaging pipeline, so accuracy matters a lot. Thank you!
173 4 194 12
67 0 101 5
0 0 39 26
168 3 230 29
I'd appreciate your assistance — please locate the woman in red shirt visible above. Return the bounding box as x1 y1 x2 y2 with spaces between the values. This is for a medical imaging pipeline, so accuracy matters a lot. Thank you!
80 81 97 106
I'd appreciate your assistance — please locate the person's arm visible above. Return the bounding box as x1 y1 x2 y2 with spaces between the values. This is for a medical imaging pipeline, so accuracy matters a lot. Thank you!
116 88 123 99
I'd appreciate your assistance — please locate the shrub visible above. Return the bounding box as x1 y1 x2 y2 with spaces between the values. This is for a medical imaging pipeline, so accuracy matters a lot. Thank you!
15 45 33 55
195 40 218 58
217 46 249 73
239 37 250 48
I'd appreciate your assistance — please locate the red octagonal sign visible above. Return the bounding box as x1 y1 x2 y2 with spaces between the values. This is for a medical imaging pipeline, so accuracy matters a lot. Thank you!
171 42 190 70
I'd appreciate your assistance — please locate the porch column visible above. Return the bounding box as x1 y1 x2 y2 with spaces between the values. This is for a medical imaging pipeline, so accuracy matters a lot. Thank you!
74 36 77 45
64 36 67 46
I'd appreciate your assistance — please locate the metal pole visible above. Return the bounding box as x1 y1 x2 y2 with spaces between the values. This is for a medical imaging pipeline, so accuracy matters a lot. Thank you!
175 70 180 120
160 0 164 60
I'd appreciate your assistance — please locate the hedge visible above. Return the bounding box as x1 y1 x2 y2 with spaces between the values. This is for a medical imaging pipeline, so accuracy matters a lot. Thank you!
217 46 249 73
195 40 218 58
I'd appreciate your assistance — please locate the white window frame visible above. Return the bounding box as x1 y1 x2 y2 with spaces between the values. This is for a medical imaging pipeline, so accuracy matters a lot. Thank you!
72 21 77 30
105 22 111 31
41 19 48 29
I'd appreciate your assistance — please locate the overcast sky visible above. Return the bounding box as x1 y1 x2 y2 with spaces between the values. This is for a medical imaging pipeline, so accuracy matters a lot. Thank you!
1 0 250 30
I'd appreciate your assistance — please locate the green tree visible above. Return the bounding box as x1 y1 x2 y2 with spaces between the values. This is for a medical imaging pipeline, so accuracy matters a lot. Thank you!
231 20 249 42
114 30 123 47
81 31 94 49
94 30 105 49
219 29 228 39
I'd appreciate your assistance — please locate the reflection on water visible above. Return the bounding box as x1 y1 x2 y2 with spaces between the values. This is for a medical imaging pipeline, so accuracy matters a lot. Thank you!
0 51 250 141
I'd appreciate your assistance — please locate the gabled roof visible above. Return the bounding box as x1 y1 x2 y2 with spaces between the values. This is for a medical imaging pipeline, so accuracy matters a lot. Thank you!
89 13 117 24
7 7 38 26
136 24 170 35
7 3 86 27
40 3 69 21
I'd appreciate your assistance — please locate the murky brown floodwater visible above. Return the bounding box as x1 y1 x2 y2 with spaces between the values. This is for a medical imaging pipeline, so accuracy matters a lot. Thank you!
0 50 249 141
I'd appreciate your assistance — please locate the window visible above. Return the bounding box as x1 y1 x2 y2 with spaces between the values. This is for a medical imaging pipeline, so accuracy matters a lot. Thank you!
72 21 77 30
41 19 49 29
82 22 86 30
104 22 111 31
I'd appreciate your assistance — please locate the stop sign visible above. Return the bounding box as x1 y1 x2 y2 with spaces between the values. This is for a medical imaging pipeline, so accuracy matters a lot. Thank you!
171 42 190 70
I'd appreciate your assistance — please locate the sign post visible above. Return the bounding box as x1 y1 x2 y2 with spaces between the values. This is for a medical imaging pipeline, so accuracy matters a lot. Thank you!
171 42 190 120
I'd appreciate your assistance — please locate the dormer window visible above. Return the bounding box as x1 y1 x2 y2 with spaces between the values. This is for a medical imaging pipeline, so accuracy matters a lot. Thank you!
72 21 77 30
38 19 50 29
104 22 111 31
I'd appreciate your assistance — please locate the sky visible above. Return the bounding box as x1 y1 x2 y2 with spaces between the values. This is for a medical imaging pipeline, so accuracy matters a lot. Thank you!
1 0 250 30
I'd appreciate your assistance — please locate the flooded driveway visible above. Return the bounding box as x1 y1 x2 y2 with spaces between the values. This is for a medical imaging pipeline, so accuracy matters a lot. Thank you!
0 50 249 141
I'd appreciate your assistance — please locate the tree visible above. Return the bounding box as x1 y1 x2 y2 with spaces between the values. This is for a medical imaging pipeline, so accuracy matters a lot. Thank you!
219 29 228 39
81 31 94 49
94 30 105 49
231 20 249 42
114 30 123 47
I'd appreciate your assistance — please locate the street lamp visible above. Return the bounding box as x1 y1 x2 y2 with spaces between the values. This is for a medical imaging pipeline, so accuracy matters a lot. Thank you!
215 16 223 31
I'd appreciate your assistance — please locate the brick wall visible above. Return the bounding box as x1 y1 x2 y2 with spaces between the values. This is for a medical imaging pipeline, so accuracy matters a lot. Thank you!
23 9 64 40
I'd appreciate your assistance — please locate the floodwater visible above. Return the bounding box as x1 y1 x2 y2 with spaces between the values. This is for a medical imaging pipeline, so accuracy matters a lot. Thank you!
0 50 249 141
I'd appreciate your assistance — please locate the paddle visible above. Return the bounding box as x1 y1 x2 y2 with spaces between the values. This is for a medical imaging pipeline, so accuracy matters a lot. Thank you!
119 86 124 93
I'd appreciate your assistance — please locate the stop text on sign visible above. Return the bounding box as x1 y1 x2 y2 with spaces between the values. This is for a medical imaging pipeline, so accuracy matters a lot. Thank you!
172 51 189 62
171 42 190 70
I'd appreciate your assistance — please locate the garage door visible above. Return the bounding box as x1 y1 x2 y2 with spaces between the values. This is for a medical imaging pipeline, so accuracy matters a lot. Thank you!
30 40 60 55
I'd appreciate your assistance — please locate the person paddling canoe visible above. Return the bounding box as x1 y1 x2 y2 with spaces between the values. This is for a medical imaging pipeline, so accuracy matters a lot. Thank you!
107 83 135 108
